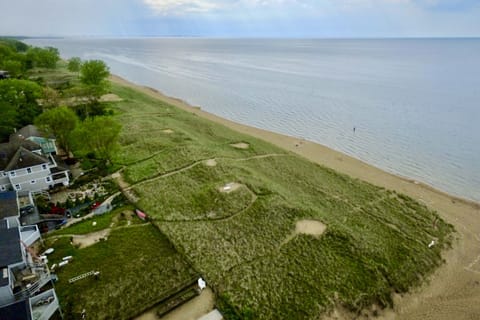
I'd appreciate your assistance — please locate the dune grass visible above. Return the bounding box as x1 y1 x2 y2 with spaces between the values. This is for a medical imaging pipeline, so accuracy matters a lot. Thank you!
105 83 454 319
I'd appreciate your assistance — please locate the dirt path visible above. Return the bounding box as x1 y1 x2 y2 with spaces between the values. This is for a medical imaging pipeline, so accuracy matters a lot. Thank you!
72 229 110 248
135 288 215 320
122 153 289 194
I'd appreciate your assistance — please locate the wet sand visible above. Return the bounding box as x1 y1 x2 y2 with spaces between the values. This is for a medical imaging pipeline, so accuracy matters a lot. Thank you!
110 74 480 319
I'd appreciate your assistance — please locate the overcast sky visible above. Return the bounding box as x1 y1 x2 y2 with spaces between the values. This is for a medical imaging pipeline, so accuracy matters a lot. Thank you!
0 0 479 37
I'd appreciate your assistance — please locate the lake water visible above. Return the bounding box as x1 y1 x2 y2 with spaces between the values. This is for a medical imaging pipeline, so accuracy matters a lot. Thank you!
26 38 480 202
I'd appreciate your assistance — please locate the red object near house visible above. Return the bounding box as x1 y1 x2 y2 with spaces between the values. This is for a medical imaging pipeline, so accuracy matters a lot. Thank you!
50 205 66 215
91 202 102 210
135 209 147 221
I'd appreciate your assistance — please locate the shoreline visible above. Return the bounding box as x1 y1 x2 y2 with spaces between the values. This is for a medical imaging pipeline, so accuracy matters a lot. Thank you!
110 74 480 319
109 74 478 209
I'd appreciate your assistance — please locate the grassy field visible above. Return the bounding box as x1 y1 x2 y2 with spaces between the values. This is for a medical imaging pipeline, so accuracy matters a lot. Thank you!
105 83 454 319
45 223 198 319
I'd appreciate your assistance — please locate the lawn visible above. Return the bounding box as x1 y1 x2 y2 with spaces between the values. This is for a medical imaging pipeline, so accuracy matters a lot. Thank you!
105 83 454 319
45 224 198 319
49 205 137 236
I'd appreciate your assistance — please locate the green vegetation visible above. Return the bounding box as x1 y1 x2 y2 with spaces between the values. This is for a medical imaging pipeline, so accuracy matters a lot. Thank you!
0 79 43 140
22 43 454 319
46 224 197 319
72 116 122 165
105 83 454 319
79 59 110 102
26 46 60 69
50 205 137 236
67 57 82 73
35 106 78 155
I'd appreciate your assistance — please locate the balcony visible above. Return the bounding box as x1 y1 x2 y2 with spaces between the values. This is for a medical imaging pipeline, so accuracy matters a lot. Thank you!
51 172 69 186
20 225 41 246
30 289 60 320
13 263 51 301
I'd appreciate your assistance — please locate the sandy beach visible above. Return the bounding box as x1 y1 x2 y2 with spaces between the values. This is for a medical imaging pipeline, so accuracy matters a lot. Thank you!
110 74 480 320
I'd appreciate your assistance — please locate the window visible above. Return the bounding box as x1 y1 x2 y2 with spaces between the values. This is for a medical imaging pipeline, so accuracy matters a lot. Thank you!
2 172 7 177
14 184 21 191
10 171 15 177
41 164 47 170
27 168 32 174
30 180 36 184
46 176 52 183
0 185 5 191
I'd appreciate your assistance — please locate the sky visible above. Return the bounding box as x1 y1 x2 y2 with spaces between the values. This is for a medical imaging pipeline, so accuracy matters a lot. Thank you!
0 0 479 37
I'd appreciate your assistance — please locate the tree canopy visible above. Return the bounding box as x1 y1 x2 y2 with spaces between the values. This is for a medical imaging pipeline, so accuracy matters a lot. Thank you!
80 60 110 86
72 116 121 165
35 106 79 156
0 79 43 141
78 60 110 103
26 46 60 69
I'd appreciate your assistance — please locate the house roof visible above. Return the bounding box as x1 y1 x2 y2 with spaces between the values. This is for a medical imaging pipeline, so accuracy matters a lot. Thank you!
0 228 22 268
9 134 42 152
0 299 32 320
4 147 49 171
0 191 19 219
0 142 15 171
15 125 42 139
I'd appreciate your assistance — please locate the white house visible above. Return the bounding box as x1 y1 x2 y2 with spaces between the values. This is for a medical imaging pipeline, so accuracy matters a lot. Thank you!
0 125 69 194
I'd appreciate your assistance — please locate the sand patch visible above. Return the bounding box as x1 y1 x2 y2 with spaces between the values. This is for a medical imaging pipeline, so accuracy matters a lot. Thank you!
100 93 123 102
205 159 217 167
230 142 250 149
295 220 326 237
72 229 110 249
162 129 174 134
219 182 242 193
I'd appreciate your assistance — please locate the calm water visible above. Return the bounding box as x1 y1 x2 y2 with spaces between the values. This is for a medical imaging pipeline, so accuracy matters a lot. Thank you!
26 38 480 202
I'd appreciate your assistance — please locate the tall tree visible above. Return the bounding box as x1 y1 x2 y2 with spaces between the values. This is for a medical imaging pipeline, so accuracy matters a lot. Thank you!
78 60 110 112
0 101 18 142
35 106 79 156
72 116 121 165
0 79 43 131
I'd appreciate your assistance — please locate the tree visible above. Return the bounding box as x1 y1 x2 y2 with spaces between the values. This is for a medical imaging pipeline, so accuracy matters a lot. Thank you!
0 101 18 142
26 46 60 69
78 60 110 108
72 116 121 165
67 57 82 72
1 59 23 78
80 60 110 87
0 79 43 133
35 106 79 156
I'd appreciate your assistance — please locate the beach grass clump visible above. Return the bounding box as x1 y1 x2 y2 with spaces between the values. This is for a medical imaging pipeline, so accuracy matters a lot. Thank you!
45 224 197 319
77 80 455 319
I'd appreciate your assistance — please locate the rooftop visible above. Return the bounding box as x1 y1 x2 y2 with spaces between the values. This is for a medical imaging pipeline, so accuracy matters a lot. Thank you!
14 125 42 140
0 228 22 268
0 299 32 320
4 147 49 171
0 191 19 219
